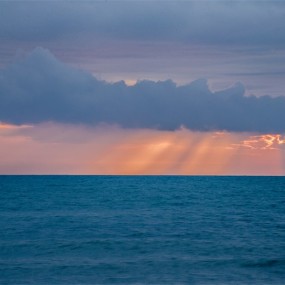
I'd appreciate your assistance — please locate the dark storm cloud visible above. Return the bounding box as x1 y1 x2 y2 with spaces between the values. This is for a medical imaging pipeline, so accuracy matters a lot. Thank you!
1 1 285 46
0 48 284 133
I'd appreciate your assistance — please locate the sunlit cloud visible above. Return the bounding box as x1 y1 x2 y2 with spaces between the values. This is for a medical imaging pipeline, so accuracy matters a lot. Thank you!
233 134 285 150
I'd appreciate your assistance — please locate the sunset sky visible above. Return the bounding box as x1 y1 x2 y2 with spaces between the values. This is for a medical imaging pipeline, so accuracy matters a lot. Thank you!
1 0 285 175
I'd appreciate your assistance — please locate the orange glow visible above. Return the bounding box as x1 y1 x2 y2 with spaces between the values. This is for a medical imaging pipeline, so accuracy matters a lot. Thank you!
0 122 284 175
0 123 12 129
0 122 32 130
233 134 285 150
89 130 285 175
124 79 137 86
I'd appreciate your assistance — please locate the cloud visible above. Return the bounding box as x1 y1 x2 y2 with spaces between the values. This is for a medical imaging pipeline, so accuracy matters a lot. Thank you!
1 1 285 46
232 134 285 150
0 48 285 133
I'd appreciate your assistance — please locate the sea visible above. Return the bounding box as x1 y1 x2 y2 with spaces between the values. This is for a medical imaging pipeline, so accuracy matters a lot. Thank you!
0 175 284 285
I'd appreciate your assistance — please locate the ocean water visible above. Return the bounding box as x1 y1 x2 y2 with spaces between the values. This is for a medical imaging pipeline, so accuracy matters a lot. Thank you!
0 176 285 285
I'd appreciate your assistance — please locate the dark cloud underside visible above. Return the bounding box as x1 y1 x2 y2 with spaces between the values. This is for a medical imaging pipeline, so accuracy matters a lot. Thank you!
0 48 284 133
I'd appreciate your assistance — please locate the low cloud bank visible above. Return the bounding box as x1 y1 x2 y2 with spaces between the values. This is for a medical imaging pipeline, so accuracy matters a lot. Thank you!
0 48 284 133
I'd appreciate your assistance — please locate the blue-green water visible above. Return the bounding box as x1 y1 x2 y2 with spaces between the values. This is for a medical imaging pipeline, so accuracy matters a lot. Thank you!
0 175 285 284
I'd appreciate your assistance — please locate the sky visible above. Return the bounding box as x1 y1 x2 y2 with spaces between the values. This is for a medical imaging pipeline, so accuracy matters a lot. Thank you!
0 0 285 175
